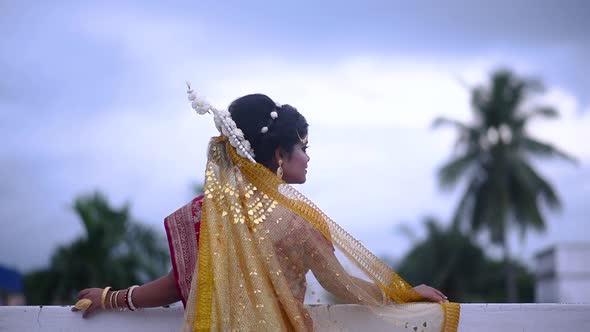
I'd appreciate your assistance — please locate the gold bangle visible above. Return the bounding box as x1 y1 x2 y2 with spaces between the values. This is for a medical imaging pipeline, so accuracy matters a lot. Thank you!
110 291 117 309
100 286 112 310
113 290 120 310
109 290 116 310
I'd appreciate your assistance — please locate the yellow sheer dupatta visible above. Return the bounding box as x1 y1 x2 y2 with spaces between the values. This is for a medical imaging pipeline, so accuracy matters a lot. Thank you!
182 137 460 331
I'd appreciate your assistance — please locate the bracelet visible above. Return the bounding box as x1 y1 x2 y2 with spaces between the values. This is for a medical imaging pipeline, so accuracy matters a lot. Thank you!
123 288 132 311
114 290 121 310
100 286 112 310
111 291 119 309
108 290 115 310
128 285 140 311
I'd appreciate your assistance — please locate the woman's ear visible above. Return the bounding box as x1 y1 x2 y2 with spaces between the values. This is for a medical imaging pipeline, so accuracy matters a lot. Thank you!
273 147 286 164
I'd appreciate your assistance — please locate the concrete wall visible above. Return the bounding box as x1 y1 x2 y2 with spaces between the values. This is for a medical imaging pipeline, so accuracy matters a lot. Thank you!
1 304 589 331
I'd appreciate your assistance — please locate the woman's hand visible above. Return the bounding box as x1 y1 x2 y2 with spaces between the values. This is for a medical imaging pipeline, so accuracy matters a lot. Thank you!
72 288 105 318
412 284 448 303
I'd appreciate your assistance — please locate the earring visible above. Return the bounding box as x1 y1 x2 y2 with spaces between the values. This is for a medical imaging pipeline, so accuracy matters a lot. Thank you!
276 160 283 179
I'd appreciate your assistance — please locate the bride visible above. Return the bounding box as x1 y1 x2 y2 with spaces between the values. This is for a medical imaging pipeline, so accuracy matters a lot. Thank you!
74 88 459 331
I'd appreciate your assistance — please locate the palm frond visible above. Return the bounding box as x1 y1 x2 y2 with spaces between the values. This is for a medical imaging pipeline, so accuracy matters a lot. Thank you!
438 150 479 190
514 106 558 129
525 106 558 119
522 137 578 163
394 223 418 243
508 172 546 238
514 159 562 210
451 177 480 232
431 116 472 131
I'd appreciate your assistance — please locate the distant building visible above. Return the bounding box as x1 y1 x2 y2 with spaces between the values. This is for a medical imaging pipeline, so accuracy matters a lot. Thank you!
535 242 590 303
0 265 25 305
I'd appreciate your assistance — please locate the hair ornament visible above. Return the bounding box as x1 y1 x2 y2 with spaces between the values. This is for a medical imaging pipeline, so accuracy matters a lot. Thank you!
186 82 256 162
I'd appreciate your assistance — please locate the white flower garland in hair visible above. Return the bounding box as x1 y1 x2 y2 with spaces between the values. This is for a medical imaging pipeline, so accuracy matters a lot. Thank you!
186 83 256 162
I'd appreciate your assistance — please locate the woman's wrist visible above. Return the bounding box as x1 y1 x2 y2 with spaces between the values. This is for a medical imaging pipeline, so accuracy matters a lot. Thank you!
103 286 139 311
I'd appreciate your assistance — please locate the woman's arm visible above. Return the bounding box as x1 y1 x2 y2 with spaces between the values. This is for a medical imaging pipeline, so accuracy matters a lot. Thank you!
127 269 181 308
74 270 181 318
308 243 385 303
307 230 447 304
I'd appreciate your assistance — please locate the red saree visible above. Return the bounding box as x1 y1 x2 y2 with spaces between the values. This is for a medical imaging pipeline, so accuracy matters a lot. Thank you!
164 195 203 307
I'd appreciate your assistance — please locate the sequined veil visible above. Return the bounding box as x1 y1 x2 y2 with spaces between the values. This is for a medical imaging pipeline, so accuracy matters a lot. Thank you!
176 136 460 331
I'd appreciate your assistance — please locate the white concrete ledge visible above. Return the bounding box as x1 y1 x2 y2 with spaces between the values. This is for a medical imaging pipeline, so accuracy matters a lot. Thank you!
0 304 589 331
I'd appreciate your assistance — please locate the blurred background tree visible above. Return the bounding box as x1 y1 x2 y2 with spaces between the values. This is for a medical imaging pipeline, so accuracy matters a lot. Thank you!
432 69 575 302
24 192 169 304
395 217 534 303
191 181 204 197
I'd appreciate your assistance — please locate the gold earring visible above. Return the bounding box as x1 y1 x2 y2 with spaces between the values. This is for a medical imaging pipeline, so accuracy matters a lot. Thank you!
276 160 283 179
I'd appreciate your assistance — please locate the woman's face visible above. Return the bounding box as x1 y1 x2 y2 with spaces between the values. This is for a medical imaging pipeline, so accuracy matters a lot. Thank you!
281 142 310 184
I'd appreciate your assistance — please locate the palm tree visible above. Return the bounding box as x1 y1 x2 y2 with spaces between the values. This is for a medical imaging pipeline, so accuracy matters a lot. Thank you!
433 69 576 302
24 192 169 304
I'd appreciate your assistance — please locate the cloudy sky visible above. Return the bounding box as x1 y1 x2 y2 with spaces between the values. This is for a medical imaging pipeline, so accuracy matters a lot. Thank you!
1 0 589 272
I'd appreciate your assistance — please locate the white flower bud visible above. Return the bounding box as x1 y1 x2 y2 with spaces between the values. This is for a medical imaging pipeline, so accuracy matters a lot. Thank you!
242 140 252 152
270 111 278 119
229 136 238 147
221 125 230 136
260 126 269 134
214 116 223 132
233 128 244 138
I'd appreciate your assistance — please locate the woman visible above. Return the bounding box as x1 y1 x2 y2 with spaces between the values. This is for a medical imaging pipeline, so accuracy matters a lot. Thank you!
74 91 459 331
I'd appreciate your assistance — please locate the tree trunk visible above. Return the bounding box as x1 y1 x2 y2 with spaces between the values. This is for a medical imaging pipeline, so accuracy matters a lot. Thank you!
503 239 518 302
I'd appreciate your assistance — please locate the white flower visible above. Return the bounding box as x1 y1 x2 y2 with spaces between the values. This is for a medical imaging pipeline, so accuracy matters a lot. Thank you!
220 124 230 137
260 126 269 134
191 99 210 115
238 148 251 159
214 115 223 132
184 84 257 161
233 128 244 139
226 117 237 130
270 111 278 119
242 140 252 152
217 109 230 117
236 140 254 159
229 136 238 147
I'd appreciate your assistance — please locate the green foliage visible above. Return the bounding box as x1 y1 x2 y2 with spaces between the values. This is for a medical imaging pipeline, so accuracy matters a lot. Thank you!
23 192 169 304
395 217 534 303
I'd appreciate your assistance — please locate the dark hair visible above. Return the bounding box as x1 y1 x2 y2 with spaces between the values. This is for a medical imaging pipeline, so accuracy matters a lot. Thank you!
229 94 308 168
